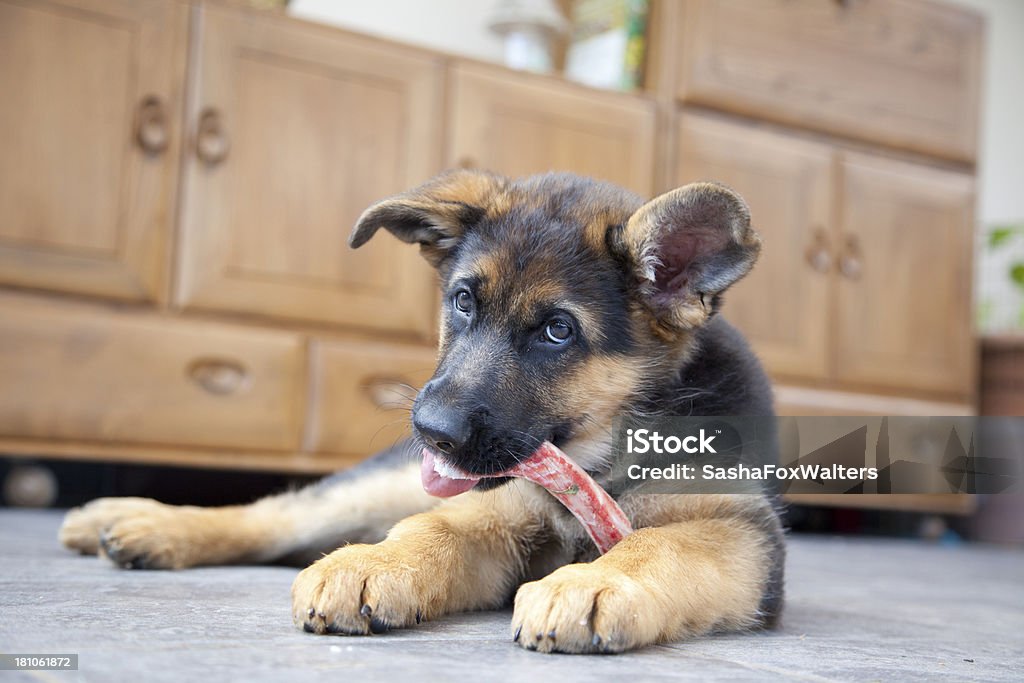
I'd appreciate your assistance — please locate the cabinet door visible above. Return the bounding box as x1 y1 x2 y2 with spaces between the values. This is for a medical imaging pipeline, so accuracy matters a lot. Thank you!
835 152 975 397
448 63 656 197
675 114 833 380
177 6 443 337
0 0 187 301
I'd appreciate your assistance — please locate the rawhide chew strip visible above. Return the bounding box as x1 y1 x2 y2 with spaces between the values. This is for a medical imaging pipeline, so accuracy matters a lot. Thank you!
505 441 632 554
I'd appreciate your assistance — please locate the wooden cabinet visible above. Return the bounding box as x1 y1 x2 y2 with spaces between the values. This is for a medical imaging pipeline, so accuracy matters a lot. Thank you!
675 114 833 380
176 5 442 336
675 0 983 162
835 152 975 395
0 0 188 301
674 113 975 402
448 63 656 196
0 294 305 452
0 0 982 480
0 0 670 475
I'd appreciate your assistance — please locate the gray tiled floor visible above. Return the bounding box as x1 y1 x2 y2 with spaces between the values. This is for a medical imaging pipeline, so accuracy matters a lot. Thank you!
1 509 1021 682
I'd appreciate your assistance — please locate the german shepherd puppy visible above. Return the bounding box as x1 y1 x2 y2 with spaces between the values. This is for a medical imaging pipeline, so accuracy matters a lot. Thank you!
59 170 784 654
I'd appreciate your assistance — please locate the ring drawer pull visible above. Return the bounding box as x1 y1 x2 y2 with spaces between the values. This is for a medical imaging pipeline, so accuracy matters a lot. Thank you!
838 234 864 280
195 108 230 166
135 95 169 156
187 358 249 395
805 227 833 274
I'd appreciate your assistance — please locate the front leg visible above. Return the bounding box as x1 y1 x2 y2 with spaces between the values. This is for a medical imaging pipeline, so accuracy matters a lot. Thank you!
292 483 545 635
512 495 785 653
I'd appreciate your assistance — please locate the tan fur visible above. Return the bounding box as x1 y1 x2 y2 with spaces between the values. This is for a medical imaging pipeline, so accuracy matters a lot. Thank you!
62 498 266 569
60 462 439 569
61 497 172 556
554 355 647 471
513 514 771 653
292 480 550 634
289 480 775 652
348 170 509 267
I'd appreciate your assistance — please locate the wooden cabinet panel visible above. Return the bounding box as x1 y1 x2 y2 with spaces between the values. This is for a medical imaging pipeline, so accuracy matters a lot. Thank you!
835 153 975 396
676 0 983 162
0 0 187 300
448 63 656 197
309 339 436 456
177 6 442 336
675 114 833 380
0 294 305 451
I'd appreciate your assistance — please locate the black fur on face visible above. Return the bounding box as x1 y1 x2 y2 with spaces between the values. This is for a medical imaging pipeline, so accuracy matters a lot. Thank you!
349 170 761 478
417 201 637 476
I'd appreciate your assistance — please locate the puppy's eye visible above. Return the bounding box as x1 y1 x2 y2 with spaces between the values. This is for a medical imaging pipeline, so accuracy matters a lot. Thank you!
452 289 474 315
544 319 573 345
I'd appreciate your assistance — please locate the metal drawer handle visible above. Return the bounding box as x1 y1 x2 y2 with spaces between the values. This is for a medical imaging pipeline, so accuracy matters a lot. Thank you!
195 108 230 166
135 95 169 156
187 358 249 395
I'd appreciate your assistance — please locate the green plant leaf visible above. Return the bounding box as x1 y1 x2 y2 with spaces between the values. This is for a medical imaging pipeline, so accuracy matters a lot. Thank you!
1012 263 1024 289
989 227 1013 248
989 225 1024 248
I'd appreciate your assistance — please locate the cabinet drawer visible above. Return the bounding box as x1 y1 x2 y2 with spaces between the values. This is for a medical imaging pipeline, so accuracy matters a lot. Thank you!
0 295 304 451
676 0 983 161
309 339 436 456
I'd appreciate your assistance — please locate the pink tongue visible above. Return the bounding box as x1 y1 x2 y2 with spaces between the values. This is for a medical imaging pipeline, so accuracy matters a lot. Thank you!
419 442 632 554
420 448 479 498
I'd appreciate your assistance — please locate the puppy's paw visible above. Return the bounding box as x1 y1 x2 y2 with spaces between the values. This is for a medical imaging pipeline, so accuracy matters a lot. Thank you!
59 497 170 556
512 563 661 654
97 507 210 569
292 543 434 635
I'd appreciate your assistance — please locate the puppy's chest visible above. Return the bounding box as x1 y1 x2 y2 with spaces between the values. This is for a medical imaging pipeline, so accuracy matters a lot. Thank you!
523 508 599 581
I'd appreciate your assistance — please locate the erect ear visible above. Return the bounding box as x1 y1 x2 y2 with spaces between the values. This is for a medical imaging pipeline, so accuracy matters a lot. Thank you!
349 169 507 268
615 182 761 331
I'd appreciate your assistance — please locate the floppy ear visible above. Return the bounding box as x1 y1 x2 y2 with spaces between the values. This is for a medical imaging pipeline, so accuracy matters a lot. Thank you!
349 169 507 268
616 182 761 331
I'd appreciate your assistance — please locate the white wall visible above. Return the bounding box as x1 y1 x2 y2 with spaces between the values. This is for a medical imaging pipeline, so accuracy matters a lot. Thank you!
289 0 1024 226
289 0 506 62
943 0 1024 331
946 0 1024 226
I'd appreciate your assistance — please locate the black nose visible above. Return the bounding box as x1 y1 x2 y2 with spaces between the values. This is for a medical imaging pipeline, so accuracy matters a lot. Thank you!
413 403 469 455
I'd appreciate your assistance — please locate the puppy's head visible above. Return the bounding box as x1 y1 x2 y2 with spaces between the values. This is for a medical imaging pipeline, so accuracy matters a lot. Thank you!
350 170 760 486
